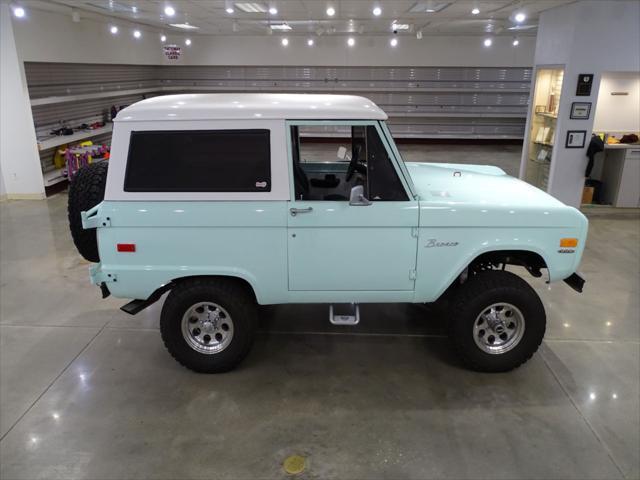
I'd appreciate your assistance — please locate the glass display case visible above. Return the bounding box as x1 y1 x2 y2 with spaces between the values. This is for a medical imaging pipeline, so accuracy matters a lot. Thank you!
524 68 565 190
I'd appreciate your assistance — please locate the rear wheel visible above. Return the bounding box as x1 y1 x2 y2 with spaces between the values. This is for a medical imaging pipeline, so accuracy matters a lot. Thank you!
447 271 545 372
160 279 257 373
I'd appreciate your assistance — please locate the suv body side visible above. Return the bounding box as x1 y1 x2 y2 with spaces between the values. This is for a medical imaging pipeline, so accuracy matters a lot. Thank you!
91 118 586 305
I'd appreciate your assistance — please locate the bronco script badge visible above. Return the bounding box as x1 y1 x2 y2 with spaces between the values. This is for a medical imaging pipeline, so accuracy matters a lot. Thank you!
425 239 459 248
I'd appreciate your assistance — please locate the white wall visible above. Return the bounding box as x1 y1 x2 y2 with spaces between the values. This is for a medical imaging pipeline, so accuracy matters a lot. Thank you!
520 0 640 208
13 8 535 67
593 72 640 132
1 2 44 199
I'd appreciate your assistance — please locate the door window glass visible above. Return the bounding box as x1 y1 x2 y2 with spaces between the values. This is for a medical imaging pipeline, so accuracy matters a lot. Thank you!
291 124 408 201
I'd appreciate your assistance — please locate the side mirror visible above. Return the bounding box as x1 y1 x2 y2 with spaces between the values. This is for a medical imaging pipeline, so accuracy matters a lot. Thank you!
337 146 348 160
349 185 372 206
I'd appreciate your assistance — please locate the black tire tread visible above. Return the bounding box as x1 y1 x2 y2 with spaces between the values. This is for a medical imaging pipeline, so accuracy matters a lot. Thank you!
67 162 108 262
448 270 545 372
160 278 257 373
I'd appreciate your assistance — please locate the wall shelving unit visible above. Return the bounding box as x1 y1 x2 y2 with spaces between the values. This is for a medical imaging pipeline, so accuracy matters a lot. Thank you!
24 62 532 192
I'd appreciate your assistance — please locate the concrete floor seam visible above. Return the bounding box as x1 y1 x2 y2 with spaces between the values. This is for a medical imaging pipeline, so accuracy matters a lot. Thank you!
0 323 107 443
540 351 627 479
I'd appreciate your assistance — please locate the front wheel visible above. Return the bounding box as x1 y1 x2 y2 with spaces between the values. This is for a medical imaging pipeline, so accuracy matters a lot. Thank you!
447 271 546 372
160 279 257 373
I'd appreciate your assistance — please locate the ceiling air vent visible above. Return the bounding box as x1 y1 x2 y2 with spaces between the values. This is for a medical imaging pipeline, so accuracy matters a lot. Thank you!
235 3 268 13
408 2 451 13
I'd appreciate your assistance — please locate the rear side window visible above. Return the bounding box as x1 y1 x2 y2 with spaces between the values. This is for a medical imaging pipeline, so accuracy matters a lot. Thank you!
124 129 271 192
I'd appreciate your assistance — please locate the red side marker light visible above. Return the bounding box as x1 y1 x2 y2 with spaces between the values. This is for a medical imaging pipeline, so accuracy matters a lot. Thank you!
117 243 136 252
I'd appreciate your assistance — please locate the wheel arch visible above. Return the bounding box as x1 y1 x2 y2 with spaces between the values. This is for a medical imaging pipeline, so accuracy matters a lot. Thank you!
169 274 259 303
431 248 550 303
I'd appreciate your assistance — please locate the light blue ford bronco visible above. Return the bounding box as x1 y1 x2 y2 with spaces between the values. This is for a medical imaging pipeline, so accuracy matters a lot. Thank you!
68 93 587 373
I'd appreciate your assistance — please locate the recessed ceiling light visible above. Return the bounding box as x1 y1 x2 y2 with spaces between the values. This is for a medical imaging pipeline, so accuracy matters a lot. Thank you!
391 23 411 30
169 23 199 30
164 5 175 16
326 6 335 16
226 7 234 13
235 3 268 13
471 7 480 15
512 38 519 46
132 6 137 13
160 34 167 41
133 29 142 38
373 6 381 16
426 8 436 12
281 37 289 46
307 38 314 46
347 37 355 46
13 6 25 17
268 6 278 14
110 25 119 34
390 37 398 47
270 23 292 30
514 12 526 22
483 38 492 47
185 38 192 45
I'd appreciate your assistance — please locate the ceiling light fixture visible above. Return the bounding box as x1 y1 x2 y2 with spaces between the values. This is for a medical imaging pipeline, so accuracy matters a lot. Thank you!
185 38 192 45
132 6 137 13
133 29 142 39
268 6 278 14
326 6 335 16
471 7 480 15
391 23 411 30
281 37 289 46
226 7 234 13
483 37 492 47
169 23 199 30
373 6 381 16
512 38 519 46
160 34 167 41
270 23 292 30
307 38 314 46
514 12 526 23
347 37 355 47
390 37 398 47
13 6 25 18
110 25 119 34
164 5 175 16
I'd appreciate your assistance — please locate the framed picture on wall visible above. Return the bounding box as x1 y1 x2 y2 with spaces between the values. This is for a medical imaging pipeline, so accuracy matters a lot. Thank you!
570 102 592 119
565 130 587 148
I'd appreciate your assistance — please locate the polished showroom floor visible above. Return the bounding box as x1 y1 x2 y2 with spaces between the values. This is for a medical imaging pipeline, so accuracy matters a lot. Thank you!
1 175 639 479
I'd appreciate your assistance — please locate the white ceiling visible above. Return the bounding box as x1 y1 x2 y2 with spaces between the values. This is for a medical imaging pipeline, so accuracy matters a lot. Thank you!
24 0 578 36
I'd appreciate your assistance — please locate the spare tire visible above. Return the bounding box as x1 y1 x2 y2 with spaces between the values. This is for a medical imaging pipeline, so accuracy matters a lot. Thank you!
68 161 108 262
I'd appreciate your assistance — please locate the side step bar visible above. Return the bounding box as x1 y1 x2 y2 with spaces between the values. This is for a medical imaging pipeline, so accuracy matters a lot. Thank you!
329 303 360 325
120 283 174 315
563 273 585 293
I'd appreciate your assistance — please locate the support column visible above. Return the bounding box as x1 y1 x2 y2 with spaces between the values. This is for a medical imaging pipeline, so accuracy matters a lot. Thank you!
0 1 45 200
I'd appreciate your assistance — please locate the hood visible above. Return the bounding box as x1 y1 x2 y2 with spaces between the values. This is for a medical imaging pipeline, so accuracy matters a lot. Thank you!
406 162 582 228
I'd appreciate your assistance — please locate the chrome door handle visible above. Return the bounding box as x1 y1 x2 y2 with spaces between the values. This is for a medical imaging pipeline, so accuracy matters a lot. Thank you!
290 207 313 216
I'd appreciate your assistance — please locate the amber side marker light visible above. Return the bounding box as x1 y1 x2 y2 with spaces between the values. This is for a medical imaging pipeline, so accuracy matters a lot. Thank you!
560 238 578 248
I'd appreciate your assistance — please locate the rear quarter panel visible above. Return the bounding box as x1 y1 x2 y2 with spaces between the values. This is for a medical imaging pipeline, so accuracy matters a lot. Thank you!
96 201 288 303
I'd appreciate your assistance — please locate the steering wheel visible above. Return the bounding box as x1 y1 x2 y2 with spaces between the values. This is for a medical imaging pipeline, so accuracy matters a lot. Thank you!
346 144 363 181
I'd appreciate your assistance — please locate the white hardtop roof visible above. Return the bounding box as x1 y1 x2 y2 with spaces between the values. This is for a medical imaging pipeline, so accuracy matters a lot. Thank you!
116 93 387 122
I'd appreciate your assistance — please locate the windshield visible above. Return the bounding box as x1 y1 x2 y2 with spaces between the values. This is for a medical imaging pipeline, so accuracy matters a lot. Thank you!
378 121 417 198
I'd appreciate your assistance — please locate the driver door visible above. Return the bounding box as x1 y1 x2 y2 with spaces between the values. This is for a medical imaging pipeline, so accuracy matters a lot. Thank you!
286 121 418 292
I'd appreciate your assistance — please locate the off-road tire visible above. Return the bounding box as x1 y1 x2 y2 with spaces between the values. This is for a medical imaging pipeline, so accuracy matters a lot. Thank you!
68 161 108 262
448 270 545 372
160 279 257 373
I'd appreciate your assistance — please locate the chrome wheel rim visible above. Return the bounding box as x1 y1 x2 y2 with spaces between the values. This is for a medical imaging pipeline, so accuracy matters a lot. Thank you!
473 302 525 354
181 302 234 354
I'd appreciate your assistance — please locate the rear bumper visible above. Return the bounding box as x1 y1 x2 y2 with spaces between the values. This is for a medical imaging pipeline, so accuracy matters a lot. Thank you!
563 273 585 293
